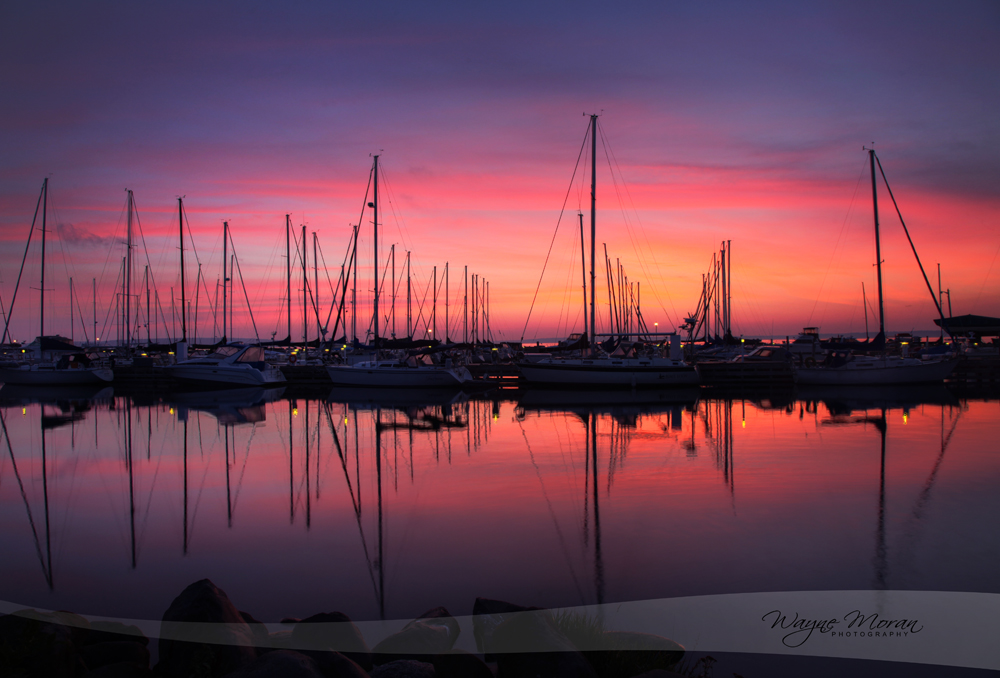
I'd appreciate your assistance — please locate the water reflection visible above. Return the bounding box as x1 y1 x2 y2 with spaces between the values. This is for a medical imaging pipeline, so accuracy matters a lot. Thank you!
0 383 996 624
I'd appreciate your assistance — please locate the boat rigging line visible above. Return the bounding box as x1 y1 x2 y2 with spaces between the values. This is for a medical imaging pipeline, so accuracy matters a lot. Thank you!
521 118 592 343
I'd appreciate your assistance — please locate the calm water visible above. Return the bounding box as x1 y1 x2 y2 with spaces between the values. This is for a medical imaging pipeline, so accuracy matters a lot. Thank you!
1 384 998 628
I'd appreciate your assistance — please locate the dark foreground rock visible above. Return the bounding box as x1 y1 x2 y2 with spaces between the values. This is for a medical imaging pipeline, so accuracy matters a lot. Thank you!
79 640 150 672
0 609 89 677
157 579 257 678
471 597 542 661
370 659 436 678
583 631 685 678
221 649 325 677
291 611 373 671
431 649 494 678
371 606 460 665
490 610 598 678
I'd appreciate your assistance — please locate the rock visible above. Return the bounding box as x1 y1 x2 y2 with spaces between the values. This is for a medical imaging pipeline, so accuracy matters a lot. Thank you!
627 671 688 678
85 620 149 647
302 650 370 678
291 611 372 670
491 611 598 678
431 649 494 678
240 610 272 649
0 609 89 677
221 650 325 677
265 629 296 650
371 607 460 664
157 579 257 678
370 659 437 678
80 640 150 671
84 661 153 677
584 631 685 678
409 607 460 647
471 597 539 658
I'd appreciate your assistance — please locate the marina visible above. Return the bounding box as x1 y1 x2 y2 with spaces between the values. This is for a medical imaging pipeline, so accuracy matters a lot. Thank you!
3 4 999 674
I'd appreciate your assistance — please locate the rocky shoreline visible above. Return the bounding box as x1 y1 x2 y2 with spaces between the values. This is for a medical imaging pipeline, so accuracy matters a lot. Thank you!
0 579 693 678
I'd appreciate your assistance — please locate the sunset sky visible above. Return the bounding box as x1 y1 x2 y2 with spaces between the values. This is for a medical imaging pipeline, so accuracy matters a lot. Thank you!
1 2 997 344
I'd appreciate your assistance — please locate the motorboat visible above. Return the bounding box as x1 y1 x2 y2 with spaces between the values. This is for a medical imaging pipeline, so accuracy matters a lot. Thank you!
696 345 795 385
795 352 957 385
326 354 473 388
0 338 113 386
518 354 698 387
165 344 287 387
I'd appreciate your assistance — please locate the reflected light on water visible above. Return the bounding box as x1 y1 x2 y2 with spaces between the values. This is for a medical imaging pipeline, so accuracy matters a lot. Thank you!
0 386 997 627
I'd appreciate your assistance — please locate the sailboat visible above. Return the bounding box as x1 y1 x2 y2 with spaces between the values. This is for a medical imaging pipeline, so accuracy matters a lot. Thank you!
796 150 957 385
0 179 113 386
517 116 697 388
326 155 473 388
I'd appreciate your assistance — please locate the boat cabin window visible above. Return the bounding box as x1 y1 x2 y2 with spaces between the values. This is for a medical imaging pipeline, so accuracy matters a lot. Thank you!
208 346 242 359
236 346 264 363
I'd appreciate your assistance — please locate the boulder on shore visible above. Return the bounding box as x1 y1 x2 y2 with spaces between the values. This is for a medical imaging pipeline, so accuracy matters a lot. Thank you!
371 606 461 664
490 610 598 678
291 611 372 670
157 579 257 678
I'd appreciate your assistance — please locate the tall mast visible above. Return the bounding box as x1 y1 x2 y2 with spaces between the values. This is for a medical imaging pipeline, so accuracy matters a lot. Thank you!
314 231 321 340
302 223 307 351
589 114 597 355
579 213 587 342
373 154 379 352
352 224 357 342
285 215 291 344
391 245 396 337
433 265 437 341
39 178 47 338
463 265 468 343
720 244 727 337
406 251 411 337
869 149 885 339
179 198 186 342
70 277 74 342
727 239 732 336
222 222 228 342
144 268 150 344
120 257 125 346
126 190 133 348
445 263 449 342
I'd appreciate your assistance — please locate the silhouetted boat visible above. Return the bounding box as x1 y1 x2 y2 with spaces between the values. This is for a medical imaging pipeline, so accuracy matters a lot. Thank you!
165 343 287 387
0 180 113 386
797 150 957 385
325 156 473 388
518 117 697 388
327 356 472 388
696 345 795 385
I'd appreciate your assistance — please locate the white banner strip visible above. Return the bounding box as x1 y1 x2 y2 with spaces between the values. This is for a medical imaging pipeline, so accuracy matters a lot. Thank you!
2 590 997 670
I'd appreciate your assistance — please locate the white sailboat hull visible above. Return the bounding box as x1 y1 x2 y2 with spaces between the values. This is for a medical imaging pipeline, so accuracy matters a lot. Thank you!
0 364 114 385
795 357 957 385
164 364 287 387
518 358 698 387
326 363 472 387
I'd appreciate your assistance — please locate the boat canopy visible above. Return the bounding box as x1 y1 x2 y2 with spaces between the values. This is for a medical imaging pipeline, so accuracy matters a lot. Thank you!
934 314 1000 337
